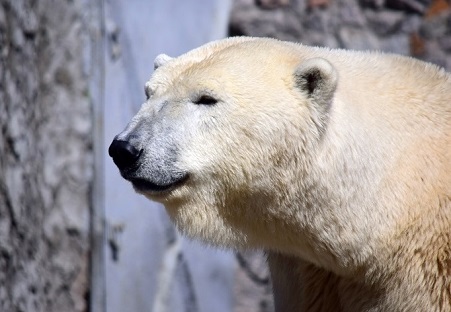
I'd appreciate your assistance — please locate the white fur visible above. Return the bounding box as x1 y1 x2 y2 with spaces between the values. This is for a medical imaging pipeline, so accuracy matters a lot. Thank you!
122 37 451 311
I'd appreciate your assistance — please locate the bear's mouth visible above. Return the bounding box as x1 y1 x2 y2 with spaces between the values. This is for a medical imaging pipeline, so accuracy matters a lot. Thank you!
130 174 189 195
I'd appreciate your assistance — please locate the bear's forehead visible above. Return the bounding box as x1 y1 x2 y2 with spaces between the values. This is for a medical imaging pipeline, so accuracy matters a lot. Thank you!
148 38 302 93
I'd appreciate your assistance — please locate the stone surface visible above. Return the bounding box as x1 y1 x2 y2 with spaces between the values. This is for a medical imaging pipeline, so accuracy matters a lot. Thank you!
234 251 273 312
230 0 451 67
0 0 92 311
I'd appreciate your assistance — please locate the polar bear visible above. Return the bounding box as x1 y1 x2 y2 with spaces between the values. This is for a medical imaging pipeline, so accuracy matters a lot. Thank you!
109 37 451 311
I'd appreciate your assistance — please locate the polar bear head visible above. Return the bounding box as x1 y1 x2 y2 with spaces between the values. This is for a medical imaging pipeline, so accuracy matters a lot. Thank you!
109 37 338 254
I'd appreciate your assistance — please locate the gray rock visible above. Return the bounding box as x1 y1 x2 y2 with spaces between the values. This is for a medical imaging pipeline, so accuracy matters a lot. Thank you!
339 1 366 26
420 15 449 39
385 0 430 14
338 26 381 50
365 10 405 36
438 36 451 52
0 0 91 311
0 5 5 29
380 34 410 55
399 13 423 32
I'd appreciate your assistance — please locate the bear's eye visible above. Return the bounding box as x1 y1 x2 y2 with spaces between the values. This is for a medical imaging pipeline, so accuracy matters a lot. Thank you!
193 95 218 105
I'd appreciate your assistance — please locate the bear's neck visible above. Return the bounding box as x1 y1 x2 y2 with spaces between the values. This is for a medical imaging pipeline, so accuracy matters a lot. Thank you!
283 95 450 273
268 214 451 312
281 111 397 271
372 202 451 311
266 101 451 299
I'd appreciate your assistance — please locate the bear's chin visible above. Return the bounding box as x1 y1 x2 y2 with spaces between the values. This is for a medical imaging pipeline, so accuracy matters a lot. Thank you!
139 183 190 205
166 204 252 249
130 174 189 198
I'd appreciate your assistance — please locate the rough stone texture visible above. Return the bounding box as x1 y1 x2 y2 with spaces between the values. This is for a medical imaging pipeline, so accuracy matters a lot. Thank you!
234 251 273 312
230 0 451 311
230 0 451 68
0 0 92 311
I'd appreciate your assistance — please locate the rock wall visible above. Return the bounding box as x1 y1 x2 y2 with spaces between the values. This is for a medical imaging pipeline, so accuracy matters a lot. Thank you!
230 0 451 311
0 0 92 311
230 0 451 68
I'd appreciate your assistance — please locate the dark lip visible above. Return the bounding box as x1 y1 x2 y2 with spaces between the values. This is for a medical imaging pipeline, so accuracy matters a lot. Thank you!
129 174 189 195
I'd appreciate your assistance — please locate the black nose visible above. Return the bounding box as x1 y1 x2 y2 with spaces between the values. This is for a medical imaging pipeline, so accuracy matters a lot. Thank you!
108 139 142 171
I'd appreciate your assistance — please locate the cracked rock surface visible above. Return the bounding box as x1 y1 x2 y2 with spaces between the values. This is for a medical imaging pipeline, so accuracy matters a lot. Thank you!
0 0 92 311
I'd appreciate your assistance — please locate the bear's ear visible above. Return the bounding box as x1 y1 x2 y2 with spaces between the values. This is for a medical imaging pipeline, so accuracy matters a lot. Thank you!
294 57 338 107
154 54 173 70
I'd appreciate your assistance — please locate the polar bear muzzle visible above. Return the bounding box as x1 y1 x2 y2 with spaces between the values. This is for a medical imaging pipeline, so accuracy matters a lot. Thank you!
109 136 188 195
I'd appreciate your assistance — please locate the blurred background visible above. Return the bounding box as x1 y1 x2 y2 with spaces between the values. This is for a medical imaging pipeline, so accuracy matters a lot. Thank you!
0 0 450 311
